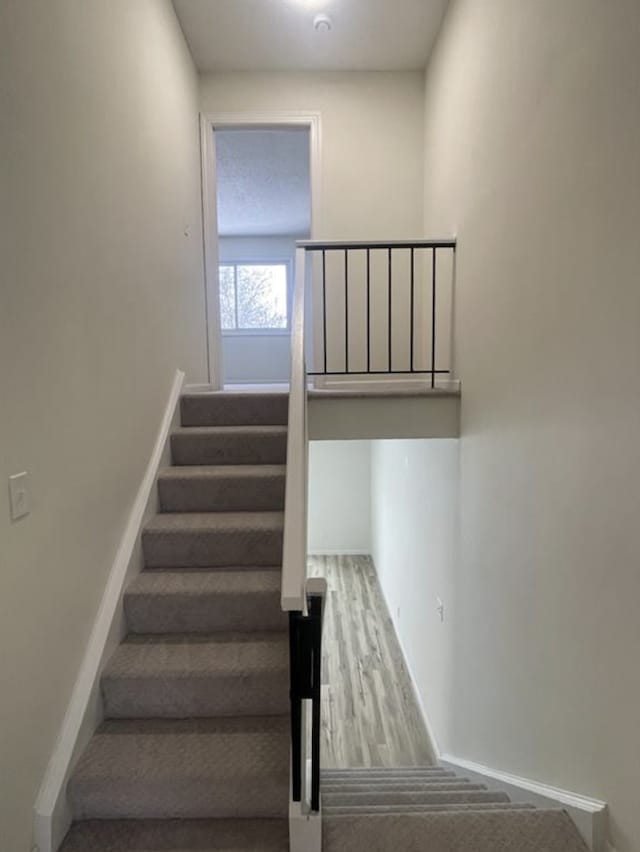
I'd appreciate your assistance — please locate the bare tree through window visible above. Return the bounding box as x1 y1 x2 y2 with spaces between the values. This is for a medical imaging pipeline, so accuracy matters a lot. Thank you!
219 263 288 330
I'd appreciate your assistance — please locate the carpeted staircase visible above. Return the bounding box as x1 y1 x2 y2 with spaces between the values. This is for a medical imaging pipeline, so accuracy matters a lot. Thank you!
60 392 291 852
58 389 592 852
321 767 589 852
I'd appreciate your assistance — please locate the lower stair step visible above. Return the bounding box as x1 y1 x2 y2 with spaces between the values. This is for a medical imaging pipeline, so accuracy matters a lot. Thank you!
322 810 590 852
142 512 284 568
321 767 452 780
59 818 289 851
158 465 286 513
323 803 535 815
171 426 287 466
322 785 490 807
323 789 510 808
322 778 471 793
101 632 289 718
67 717 289 820
124 569 286 633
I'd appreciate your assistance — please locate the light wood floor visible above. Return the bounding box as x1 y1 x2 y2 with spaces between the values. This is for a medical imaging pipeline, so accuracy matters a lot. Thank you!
308 555 434 768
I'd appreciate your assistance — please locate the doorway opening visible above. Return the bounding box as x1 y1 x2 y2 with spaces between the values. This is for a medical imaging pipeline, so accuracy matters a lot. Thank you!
201 119 317 388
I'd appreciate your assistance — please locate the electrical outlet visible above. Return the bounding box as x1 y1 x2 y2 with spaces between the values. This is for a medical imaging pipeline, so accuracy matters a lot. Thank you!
436 597 445 622
9 472 30 521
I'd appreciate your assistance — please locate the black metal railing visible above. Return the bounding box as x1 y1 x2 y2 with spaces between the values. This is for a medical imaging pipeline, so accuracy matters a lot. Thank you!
289 591 324 812
298 239 456 388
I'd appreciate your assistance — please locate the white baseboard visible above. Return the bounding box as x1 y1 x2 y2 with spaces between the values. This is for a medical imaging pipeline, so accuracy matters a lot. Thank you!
183 382 216 393
308 548 372 557
441 754 608 852
33 369 185 852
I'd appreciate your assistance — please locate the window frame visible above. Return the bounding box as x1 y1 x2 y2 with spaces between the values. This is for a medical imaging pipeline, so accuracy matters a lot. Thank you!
218 258 293 337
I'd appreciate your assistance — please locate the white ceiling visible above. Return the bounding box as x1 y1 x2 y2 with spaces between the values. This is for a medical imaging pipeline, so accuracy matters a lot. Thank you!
215 129 311 236
173 0 449 72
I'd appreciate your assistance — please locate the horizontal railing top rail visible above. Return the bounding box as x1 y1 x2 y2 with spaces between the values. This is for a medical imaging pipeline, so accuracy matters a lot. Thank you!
296 238 457 251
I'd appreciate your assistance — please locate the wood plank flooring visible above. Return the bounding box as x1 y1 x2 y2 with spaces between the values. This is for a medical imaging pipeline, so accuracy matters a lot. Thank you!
308 555 434 769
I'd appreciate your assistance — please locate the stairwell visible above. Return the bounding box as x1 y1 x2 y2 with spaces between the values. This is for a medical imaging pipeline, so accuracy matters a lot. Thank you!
56 388 593 852
60 392 291 851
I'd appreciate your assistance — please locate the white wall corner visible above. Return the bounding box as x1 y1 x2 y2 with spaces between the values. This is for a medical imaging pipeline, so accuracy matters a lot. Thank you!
33 369 185 852
440 754 608 852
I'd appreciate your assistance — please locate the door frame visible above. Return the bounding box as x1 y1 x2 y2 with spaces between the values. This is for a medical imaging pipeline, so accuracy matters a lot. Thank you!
199 111 322 388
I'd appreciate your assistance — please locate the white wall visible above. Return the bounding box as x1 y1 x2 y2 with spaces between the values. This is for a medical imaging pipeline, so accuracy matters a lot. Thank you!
0 2 206 849
200 72 430 378
370 440 458 751
420 2 640 850
219 236 297 383
308 441 371 554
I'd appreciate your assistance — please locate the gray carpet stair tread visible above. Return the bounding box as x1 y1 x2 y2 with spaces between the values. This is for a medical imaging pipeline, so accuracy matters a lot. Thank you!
171 426 287 466
102 633 289 719
325 789 510 806
142 512 284 568
59 818 289 851
322 783 488 802
158 465 286 512
322 810 590 851
124 569 286 633
323 803 536 815
321 767 449 777
322 778 470 792
68 717 289 820
181 392 289 427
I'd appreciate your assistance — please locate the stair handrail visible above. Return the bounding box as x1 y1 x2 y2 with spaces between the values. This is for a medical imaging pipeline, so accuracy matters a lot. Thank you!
281 246 308 613
283 248 325 851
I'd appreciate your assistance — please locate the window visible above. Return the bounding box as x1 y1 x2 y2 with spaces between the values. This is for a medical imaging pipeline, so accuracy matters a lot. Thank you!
219 262 289 332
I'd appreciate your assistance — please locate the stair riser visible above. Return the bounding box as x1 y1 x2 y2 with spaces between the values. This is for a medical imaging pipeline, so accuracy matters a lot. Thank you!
171 433 287 466
158 476 285 513
124 592 287 634
181 395 288 427
142 529 283 568
102 671 290 719
60 819 290 852
68 780 288 820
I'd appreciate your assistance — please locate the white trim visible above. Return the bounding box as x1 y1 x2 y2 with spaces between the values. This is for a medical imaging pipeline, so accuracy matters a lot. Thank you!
441 754 608 852
313 377 461 393
33 370 185 852
199 111 322 388
308 549 372 557
200 116 224 389
183 382 217 393
281 247 309 612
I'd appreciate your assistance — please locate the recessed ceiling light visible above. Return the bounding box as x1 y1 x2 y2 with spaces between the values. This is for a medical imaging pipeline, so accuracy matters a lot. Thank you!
313 13 333 32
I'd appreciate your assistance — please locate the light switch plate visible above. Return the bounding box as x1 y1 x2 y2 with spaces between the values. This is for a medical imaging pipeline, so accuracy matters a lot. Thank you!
9 472 30 520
